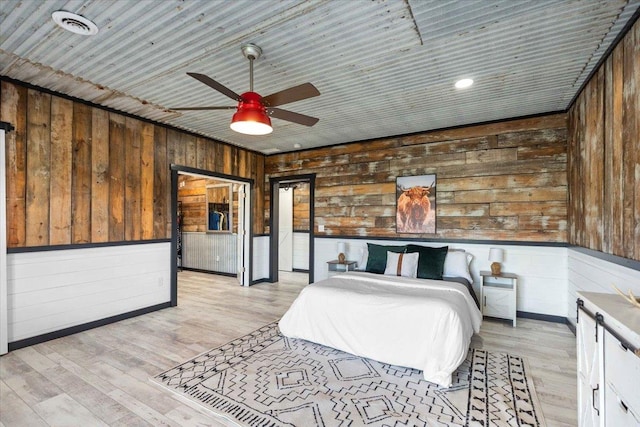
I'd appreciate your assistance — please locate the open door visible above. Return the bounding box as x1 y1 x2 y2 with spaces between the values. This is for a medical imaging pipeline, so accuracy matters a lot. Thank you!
171 165 254 305
278 187 293 272
236 182 251 286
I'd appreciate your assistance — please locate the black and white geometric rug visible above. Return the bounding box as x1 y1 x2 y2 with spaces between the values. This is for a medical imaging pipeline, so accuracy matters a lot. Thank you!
152 322 546 427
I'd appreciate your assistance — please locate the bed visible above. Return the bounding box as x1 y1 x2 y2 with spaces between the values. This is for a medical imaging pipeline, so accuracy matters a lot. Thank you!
278 271 482 388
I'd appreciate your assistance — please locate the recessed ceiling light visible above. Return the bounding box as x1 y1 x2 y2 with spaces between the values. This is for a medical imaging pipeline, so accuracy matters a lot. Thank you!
52 11 99 36
455 78 474 89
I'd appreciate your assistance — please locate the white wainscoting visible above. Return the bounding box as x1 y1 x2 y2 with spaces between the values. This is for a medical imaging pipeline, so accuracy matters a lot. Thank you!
6 242 171 343
181 232 237 274
252 235 270 281
293 232 310 270
314 238 568 318
567 249 640 327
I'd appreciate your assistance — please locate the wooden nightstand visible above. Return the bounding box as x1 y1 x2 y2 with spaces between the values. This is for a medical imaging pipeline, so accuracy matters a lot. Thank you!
327 260 357 277
480 271 517 327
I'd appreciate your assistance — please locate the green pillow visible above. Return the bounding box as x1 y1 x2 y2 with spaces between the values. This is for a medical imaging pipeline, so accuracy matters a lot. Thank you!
366 243 407 274
406 245 448 279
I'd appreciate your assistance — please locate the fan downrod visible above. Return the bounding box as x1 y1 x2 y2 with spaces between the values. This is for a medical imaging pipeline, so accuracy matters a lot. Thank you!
241 43 262 92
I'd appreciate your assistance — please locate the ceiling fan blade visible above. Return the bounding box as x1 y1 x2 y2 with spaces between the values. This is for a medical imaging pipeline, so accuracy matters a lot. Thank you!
187 72 242 102
171 106 236 111
268 108 319 126
262 83 320 107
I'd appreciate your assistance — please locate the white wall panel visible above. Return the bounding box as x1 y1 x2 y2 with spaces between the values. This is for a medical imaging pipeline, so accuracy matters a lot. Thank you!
6 243 171 343
314 238 568 317
293 232 309 270
567 249 640 327
181 232 236 273
252 236 270 281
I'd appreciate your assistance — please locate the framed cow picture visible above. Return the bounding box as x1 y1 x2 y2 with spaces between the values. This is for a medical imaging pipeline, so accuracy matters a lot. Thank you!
396 174 436 234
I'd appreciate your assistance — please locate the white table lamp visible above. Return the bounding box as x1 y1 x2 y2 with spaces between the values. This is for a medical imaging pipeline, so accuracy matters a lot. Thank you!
488 248 504 276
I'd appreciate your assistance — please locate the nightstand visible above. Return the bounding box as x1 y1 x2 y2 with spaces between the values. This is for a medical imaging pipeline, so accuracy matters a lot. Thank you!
480 271 517 327
327 260 357 277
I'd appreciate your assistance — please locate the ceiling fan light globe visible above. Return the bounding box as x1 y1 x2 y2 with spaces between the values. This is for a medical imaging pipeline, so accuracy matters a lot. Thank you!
230 92 273 135
231 110 272 135
230 120 273 135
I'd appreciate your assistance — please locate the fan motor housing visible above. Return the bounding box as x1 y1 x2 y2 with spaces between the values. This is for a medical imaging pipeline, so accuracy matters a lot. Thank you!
237 92 266 111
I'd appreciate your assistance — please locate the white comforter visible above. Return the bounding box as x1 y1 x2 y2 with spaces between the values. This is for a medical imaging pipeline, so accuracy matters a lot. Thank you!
278 272 482 387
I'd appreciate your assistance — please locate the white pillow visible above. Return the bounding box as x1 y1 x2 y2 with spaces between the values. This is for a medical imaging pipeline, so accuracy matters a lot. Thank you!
384 251 419 278
357 246 368 270
443 251 474 283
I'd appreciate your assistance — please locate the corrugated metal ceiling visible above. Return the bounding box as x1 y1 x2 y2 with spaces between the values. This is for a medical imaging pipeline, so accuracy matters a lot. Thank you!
1 0 638 154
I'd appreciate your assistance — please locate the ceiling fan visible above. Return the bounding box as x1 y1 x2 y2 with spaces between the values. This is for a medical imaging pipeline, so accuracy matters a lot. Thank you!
173 43 320 135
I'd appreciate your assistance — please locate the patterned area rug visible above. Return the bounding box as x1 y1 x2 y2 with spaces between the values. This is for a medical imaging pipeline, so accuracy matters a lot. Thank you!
152 322 546 427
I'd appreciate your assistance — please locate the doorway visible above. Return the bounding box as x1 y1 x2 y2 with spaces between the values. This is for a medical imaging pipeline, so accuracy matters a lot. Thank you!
177 174 236 274
270 174 315 284
170 165 253 306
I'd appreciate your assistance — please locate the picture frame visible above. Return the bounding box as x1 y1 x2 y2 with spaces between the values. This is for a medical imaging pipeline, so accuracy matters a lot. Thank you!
396 174 436 234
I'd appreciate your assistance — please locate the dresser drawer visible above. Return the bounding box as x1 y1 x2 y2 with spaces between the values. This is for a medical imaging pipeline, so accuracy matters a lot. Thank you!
604 330 640 416
604 383 640 426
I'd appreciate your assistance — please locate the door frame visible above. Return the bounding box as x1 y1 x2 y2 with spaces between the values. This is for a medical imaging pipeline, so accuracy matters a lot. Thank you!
170 165 254 306
269 174 315 284
0 122 13 355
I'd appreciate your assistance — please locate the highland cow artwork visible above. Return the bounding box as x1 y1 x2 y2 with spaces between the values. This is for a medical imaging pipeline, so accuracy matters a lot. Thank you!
396 175 436 234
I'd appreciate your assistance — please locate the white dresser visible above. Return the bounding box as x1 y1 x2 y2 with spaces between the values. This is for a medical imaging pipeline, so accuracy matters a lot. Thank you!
577 292 640 426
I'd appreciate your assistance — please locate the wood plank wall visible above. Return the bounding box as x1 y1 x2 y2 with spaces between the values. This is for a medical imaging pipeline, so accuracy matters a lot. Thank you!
177 175 238 233
292 182 310 231
1 81 265 248
568 18 639 262
178 175 207 233
266 114 568 242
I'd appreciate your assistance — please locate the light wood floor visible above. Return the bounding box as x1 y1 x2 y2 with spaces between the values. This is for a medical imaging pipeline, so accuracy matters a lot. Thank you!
0 271 577 426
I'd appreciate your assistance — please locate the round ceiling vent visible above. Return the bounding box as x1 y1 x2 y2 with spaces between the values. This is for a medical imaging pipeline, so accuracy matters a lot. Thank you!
52 11 98 36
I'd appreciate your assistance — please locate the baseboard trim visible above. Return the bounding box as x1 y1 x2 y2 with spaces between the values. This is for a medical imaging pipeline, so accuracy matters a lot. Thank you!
251 278 272 285
179 267 236 277
7 302 171 352
517 310 568 324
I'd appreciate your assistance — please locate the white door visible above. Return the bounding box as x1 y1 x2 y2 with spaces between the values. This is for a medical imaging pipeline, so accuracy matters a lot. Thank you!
236 184 246 286
1 128 8 354
278 187 293 271
577 309 600 427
